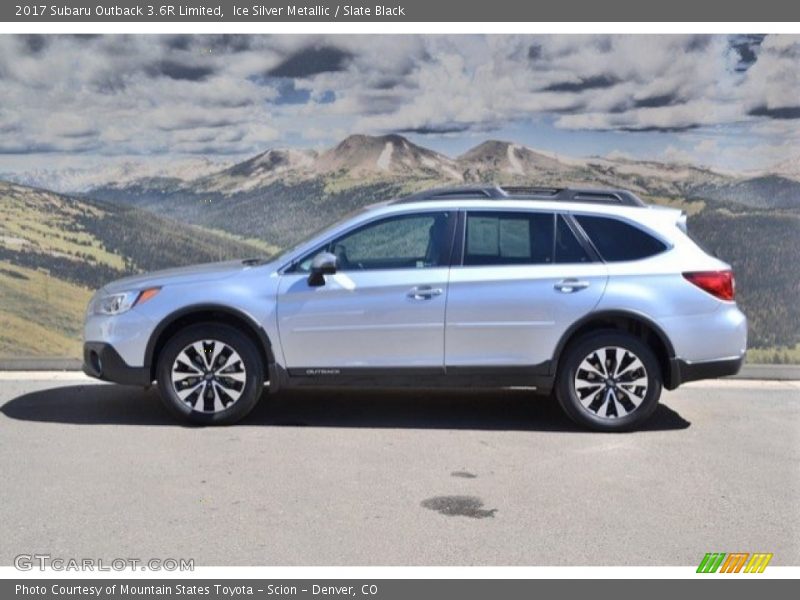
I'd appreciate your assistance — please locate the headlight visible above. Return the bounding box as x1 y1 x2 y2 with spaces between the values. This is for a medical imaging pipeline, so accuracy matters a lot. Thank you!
93 287 160 316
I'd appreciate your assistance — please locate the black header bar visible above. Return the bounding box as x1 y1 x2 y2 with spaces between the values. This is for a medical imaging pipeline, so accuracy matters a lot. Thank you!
3 0 800 22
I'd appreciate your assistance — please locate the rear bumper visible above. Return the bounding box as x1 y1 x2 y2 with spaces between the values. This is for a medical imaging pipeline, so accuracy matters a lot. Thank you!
83 342 152 386
668 355 745 388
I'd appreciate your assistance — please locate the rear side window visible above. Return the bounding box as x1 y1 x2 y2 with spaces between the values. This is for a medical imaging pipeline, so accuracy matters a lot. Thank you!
464 212 554 266
575 215 667 262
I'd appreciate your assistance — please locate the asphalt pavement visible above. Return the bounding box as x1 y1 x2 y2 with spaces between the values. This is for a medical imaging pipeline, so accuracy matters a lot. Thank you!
0 374 798 566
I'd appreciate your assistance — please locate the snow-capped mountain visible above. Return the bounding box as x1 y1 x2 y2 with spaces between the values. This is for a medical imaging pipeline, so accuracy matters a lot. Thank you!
193 148 318 194
4 133 799 211
458 140 566 180
766 156 800 182
314 134 461 180
1 157 229 194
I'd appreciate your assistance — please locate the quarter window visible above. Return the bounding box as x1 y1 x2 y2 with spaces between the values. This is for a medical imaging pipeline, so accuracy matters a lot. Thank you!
555 215 591 263
575 215 667 262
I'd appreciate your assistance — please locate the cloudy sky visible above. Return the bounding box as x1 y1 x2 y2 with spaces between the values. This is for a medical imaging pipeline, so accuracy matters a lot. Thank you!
0 33 798 176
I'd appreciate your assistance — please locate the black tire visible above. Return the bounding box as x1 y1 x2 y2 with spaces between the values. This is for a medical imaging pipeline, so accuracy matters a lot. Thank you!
555 331 662 432
156 323 265 425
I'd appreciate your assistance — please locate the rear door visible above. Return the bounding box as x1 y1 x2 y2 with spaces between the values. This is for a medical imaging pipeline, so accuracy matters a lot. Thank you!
444 210 608 367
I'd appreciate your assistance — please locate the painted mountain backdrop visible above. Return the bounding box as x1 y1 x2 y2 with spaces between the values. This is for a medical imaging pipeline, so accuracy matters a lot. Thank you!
1 134 799 361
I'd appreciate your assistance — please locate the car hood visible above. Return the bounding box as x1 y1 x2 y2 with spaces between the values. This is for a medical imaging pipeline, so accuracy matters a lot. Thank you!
101 259 264 293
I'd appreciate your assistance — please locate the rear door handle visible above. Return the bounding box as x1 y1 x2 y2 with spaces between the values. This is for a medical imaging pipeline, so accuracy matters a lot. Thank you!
407 285 443 300
554 279 590 293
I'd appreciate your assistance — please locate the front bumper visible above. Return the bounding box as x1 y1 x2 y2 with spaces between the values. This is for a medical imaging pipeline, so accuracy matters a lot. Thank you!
667 354 745 389
83 342 152 386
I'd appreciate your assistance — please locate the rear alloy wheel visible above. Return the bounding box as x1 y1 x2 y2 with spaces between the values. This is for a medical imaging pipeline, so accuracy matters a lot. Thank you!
556 332 661 432
157 323 264 425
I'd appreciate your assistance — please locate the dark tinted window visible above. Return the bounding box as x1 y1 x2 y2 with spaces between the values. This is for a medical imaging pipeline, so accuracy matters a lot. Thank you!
555 216 591 263
464 212 554 266
295 212 451 272
575 215 667 262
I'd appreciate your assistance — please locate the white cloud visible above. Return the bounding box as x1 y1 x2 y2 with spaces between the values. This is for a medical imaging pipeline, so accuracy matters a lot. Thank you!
0 34 797 172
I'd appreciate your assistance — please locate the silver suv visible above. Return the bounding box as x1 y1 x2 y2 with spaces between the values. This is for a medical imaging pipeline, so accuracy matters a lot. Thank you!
83 186 747 431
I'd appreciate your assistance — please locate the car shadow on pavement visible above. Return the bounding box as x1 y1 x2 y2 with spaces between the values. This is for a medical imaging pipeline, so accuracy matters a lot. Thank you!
0 384 691 432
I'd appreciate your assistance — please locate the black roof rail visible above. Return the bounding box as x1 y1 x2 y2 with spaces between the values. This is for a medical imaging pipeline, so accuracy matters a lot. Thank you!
394 185 507 203
500 186 561 196
392 185 646 207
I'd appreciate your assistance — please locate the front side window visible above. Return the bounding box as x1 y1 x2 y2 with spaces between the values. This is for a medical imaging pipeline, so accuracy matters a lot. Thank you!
464 211 554 266
294 212 451 272
575 215 667 262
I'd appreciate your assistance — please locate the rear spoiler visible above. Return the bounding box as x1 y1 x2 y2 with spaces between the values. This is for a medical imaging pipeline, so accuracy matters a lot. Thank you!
649 204 688 233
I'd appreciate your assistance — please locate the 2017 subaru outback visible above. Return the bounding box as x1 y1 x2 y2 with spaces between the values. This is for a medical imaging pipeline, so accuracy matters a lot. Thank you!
83 186 747 431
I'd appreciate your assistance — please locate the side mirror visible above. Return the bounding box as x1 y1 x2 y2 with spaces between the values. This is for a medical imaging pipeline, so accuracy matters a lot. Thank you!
307 252 338 287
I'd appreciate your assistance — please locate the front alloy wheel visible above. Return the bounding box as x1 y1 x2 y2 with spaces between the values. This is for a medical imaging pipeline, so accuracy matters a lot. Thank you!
556 331 662 432
171 340 247 413
157 323 264 425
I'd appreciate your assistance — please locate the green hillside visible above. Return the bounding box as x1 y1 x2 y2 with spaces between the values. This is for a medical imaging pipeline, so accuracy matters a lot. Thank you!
89 177 432 249
89 179 800 362
686 204 800 349
3 171 798 363
0 181 269 358
0 261 92 358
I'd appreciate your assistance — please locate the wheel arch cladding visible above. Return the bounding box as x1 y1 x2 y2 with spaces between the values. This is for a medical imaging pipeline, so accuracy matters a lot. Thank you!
552 310 676 389
146 305 274 382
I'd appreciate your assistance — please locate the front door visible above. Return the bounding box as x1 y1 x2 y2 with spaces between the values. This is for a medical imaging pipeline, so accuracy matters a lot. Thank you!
277 210 454 370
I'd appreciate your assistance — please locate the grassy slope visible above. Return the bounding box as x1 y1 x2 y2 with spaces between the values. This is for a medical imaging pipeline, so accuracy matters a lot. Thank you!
0 181 266 358
139 179 799 357
747 346 800 364
0 261 91 357
686 205 800 353
5 174 799 363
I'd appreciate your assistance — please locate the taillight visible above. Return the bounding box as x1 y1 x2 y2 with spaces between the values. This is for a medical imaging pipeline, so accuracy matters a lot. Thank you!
683 270 735 301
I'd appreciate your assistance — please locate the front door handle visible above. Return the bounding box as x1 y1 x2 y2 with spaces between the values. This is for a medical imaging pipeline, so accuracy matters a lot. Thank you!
407 285 443 300
554 278 590 293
